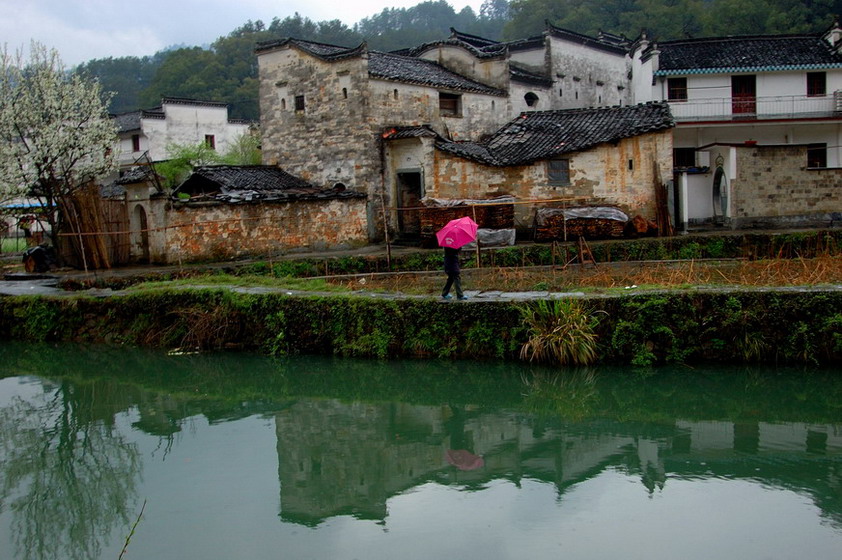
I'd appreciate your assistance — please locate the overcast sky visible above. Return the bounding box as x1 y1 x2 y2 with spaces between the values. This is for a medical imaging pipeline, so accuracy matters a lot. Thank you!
0 0 485 67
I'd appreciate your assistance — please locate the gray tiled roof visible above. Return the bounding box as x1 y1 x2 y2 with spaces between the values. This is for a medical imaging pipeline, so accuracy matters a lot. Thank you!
115 165 157 185
449 29 501 49
112 111 143 133
435 102 674 166
405 37 507 60
509 65 553 87
381 125 438 140
256 37 506 96
654 34 842 74
368 52 506 96
255 38 365 60
174 165 366 204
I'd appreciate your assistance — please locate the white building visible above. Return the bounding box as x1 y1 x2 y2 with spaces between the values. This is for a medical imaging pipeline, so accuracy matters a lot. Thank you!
631 25 842 229
113 97 252 168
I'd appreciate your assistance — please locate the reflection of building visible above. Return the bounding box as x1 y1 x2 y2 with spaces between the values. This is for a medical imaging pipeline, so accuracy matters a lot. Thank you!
274 400 842 527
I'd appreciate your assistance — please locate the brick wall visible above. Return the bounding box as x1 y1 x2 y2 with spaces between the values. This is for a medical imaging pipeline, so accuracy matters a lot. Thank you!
160 198 368 263
733 145 842 227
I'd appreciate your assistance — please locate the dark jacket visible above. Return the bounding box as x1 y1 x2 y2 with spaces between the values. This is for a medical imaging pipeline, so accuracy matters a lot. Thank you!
443 247 461 274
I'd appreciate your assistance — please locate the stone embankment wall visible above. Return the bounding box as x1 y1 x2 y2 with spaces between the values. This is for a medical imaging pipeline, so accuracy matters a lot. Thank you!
2 290 840 366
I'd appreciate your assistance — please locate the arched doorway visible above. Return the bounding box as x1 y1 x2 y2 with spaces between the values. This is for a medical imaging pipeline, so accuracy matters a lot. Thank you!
712 165 729 222
132 205 150 263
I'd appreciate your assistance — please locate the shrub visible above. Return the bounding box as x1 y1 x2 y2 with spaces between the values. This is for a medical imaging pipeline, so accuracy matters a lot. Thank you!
519 299 603 366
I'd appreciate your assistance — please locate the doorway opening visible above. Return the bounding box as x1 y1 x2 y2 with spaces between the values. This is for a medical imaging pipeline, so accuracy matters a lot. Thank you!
132 205 150 263
396 171 423 238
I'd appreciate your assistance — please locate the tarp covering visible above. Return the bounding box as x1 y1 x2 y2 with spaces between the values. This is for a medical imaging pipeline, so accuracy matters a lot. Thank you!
461 228 516 249
535 206 628 226
422 195 515 207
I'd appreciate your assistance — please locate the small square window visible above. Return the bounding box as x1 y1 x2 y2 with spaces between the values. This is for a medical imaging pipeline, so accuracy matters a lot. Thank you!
667 77 688 101
439 92 461 117
548 158 570 185
294 95 305 112
807 72 826 97
204 135 216 150
807 143 827 168
674 148 696 168
131 134 140 152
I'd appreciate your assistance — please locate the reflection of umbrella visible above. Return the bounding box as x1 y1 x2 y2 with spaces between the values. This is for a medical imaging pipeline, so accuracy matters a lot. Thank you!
446 449 484 471
436 216 478 249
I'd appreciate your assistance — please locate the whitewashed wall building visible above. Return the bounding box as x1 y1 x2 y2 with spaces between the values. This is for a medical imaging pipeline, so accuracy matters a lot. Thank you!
113 97 252 168
632 25 842 228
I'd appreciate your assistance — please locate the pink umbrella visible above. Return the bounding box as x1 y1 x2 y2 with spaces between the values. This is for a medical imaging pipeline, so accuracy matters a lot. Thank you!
436 216 478 249
446 449 485 471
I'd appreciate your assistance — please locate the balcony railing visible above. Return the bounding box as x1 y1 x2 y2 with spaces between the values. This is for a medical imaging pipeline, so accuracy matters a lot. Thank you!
668 93 840 122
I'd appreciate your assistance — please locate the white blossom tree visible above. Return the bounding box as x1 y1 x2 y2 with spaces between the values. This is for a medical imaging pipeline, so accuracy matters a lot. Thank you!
0 41 117 255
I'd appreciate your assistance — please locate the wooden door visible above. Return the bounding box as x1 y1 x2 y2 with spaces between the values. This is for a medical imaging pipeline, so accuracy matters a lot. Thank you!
731 75 756 116
396 172 423 236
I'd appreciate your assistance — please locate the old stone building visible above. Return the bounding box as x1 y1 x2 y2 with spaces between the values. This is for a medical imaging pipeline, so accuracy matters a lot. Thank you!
256 28 660 241
256 38 510 240
383 103 674 230
257 21 842 241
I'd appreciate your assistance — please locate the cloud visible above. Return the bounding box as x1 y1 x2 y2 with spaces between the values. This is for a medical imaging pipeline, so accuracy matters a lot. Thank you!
0 0 486 66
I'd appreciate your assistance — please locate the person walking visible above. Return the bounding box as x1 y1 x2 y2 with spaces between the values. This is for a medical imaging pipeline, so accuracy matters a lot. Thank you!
441 246 467 300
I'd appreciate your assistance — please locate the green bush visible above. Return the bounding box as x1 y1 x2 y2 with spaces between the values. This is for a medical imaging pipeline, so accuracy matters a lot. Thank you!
519 299 603 366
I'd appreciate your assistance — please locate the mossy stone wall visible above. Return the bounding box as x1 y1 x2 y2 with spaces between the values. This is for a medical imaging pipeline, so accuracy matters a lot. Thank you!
2 290 840 366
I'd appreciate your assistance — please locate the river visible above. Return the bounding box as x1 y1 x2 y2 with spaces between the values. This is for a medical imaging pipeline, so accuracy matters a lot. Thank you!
0 342 840 560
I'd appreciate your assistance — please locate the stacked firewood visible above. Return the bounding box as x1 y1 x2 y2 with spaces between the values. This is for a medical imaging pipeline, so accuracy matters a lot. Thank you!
419 200 514 243
534 207 628 242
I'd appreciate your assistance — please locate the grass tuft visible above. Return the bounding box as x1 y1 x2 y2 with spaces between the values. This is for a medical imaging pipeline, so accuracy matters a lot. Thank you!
518 299 603 366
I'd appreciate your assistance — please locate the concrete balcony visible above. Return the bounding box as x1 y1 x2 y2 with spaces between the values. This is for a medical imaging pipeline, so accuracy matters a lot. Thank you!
669 93 841 122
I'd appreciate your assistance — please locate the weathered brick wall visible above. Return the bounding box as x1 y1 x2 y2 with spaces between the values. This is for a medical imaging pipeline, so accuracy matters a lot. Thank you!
161 199 368 263
429 130 673 225
416 45 511 89
733 146 842 226
259 49 376 192
370 81 507 143
548 36 631 109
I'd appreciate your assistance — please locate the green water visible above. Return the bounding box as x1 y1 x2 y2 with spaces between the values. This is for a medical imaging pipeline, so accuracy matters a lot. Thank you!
0 342 841 560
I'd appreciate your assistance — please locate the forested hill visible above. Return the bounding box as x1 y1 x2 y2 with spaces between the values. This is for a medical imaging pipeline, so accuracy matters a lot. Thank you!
77 0 842 121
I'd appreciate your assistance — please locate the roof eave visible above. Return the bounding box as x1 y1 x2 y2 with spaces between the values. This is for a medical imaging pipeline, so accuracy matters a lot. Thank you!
655 62 842 75
368 74 508 97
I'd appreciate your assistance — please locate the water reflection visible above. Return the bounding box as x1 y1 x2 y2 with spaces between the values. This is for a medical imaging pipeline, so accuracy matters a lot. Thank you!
1 342 841 559
274 396 842 529
0 377 140 560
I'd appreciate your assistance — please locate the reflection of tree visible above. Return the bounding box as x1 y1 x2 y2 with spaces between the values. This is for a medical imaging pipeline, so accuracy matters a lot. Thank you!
0 380 141 560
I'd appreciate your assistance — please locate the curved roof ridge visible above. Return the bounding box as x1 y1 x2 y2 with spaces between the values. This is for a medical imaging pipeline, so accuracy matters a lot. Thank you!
545 22 629 54
405 38 506 60
255 37 367 61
